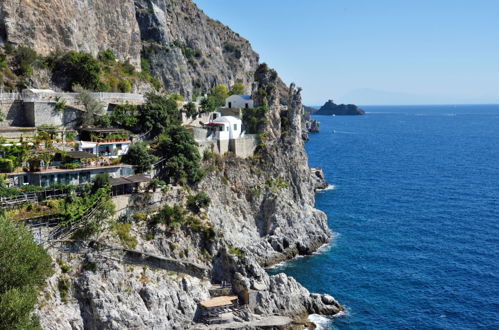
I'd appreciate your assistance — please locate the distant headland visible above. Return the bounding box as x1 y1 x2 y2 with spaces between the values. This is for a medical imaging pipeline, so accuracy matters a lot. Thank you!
314 100 365 116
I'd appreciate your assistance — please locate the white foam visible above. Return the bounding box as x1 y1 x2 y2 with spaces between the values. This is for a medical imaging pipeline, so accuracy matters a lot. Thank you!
267 238 339 271
317 184 336 192
308 314 332 329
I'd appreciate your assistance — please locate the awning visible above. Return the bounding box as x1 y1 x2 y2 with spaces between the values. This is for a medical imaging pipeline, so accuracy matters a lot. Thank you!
109 177 132 186
108 174 152 186
66 151 98 159
125 174 152 184
80 142 97 149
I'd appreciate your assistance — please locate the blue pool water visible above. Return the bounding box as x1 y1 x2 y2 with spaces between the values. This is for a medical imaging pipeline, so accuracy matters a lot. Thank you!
269 105 499 329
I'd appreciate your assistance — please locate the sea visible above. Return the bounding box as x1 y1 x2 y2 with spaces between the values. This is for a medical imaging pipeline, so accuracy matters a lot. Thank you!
268 105 499 329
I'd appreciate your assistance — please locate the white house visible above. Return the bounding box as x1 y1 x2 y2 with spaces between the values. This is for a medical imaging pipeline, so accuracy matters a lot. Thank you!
204 116 242 140
77 141 130 158
225 95 254 109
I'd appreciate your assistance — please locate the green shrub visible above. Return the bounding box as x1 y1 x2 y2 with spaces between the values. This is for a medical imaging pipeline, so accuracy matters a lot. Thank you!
173 40 202 59
98 49 115 63
60 264 71 274
0 159 14 173
60 163 79 170
187 192 211 213
113 222 137 249
92 173 110 192
57 276 70 303
141 58 151 74
82 260 97 273
203 150 214 161
228 247 245 259
53 51 101 90
133 212 147 222
0 217 53 329
13 46 38 77
152 204 186 229
118 79 132 93
243 106 268 134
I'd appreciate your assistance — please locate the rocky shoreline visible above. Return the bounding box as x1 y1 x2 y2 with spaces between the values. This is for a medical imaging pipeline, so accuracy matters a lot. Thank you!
35 84 342 330
0 0 343 328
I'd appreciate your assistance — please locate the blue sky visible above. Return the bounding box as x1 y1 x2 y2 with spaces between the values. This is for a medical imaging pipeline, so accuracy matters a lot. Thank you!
194 0 499 105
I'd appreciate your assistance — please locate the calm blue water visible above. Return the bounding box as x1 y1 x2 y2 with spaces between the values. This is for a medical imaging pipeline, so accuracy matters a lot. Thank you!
269 105 499 329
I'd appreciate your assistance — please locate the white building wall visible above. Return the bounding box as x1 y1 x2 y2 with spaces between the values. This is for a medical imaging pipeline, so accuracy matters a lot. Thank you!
225 95 254 109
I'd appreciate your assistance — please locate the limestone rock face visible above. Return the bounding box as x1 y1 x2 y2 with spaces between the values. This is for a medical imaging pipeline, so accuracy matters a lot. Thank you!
0 0 259 97
2 1 343 327
134 0 259 98
0 0 142 69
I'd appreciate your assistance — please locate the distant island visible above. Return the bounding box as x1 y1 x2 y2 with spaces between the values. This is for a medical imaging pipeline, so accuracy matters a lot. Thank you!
315 100 365 116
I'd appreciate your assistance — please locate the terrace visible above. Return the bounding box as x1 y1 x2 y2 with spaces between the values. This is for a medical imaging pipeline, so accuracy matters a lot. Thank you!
77 128 131 158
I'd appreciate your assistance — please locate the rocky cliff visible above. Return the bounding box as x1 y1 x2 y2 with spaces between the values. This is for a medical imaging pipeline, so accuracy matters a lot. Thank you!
0 0 142 68
0 0 343 328
0 0 259 98
35 72 341 330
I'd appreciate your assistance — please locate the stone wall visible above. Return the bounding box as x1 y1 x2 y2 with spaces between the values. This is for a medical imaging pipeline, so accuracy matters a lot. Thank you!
197 139 230 157
0 100 26 127
24 102 81 128
229 135 258 158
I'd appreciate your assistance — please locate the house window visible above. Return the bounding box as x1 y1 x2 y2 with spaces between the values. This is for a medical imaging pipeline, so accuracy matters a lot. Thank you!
245 103 249 109
233 124 237 131
228 102 232 108
116 144 122 150
79 172 90 184
41 175 48 187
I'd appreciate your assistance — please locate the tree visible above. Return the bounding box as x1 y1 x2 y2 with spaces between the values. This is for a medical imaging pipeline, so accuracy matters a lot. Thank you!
230 81 245 95
200 96 217 113
138 93 181 137
210 84 229 107
156 125 203 184
106 104 139 131
0 217 53 330
74 85 104 126
184 102 197 118
243 105 269 134
122 142 158 173
13 46 38 77
92 173 110 192
39 150 55 170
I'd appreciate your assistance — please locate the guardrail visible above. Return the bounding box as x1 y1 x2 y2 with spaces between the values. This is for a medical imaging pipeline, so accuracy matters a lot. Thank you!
20 91 145 103
0 92 22 101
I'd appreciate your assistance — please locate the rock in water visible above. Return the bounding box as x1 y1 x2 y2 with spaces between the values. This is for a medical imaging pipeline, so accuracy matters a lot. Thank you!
315 99 365 116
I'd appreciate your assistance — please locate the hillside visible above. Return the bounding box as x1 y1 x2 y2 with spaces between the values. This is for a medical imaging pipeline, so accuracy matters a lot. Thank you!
0 1 342 329
0 0 259 98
